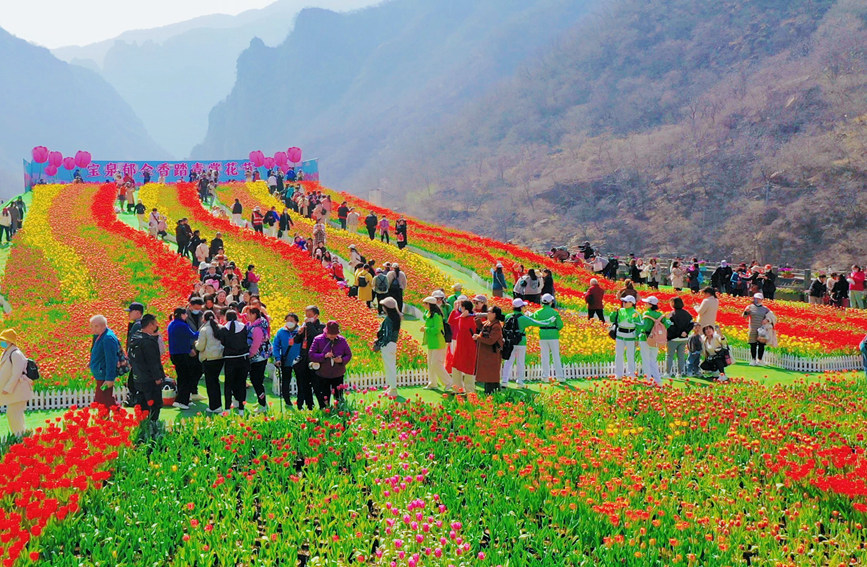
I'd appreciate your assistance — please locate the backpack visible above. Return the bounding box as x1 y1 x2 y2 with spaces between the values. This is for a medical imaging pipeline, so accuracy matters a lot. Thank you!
374 274 389 293
501 314 524 360
248 323 272 362
389 274 402 292
441 318 453 344
116 343 131 376
241 273 250 289
645 314 668 349
25 358 40 381
357 273 368 287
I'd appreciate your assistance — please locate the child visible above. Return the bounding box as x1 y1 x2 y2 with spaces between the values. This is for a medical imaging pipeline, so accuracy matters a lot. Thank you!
700 325 729 383
685 323 703 377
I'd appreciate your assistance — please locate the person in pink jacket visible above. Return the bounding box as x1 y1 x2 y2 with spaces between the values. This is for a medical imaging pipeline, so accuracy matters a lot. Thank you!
378 217 391 244
246 308 270 413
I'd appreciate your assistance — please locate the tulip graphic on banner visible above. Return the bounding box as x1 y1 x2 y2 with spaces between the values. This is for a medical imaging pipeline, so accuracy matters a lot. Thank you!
274 151 288 167
32 146 49 164
74 151 92 168
287 147 302 164
249 151 265 167
48 151 63 168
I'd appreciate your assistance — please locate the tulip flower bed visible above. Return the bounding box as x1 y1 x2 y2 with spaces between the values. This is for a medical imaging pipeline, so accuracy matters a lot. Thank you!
0 405 139 566
0 184 195 391
318 184 867 359
24 374 867 565
215 182 451 309
138 183 426 373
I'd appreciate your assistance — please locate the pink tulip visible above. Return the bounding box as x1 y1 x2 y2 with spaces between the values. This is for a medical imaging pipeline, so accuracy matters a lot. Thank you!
48 151 63 167
32 146 49 163
74 150 92 168
62 157 76 170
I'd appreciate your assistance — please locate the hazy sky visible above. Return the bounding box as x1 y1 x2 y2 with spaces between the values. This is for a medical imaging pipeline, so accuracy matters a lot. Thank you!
0 0 379 49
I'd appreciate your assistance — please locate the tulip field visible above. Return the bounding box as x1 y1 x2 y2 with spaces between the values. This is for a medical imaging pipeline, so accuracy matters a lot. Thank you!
2 181 867 565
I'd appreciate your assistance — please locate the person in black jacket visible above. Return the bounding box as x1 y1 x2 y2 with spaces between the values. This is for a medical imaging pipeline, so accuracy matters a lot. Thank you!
830 273 849 308
760 265 777 300
664 297 694 378
808 274 828 305
711 262 733 295
214 310 250 413
175 219 192 258
365 213 378 240
128 314 166 422
292 306 325 410
124 302 144 407
209 232 224 258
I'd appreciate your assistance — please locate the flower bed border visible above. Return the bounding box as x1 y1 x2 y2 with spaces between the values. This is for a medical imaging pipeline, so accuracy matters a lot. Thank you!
3 347 861 412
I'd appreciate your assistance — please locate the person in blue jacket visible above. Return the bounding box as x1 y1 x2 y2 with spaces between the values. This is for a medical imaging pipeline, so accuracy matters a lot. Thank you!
491 263 508 298
167 308 199 410
273 313 302 408
88 314 121 409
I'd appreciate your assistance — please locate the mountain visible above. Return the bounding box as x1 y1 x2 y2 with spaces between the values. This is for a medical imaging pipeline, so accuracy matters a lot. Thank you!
191 0 595 177
52 0 384 158
379 0 867 268
0 27 166 199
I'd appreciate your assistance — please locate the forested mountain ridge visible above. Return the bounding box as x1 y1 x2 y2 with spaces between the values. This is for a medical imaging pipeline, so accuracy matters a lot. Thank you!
384 0 867 267
192 0 595 176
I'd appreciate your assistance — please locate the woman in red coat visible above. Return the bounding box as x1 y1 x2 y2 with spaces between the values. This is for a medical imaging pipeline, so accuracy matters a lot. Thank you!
451 300 477 394
445 297 465 374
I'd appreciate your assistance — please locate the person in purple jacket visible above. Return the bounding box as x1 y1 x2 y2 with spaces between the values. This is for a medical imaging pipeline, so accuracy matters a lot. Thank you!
308 320 352 408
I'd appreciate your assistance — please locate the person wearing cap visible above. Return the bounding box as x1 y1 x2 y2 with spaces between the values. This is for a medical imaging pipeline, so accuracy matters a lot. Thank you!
374 297 402 396
610 295 642 379
309 320 353 407
693 287 719 328
473 306 505 394
386 264 408 313
251 207 264 233
0 329 34 436
529 294 565 382
167 308 200 409
501 298 553 388
636 297 670 386
128 314 166 423
451 299 478 394
491 263 507 298
446 284 462 309
743 293 771 365
421 297 452 390
88 314 121 409
289 306 325 410
584 279 605 321
431 289 450 319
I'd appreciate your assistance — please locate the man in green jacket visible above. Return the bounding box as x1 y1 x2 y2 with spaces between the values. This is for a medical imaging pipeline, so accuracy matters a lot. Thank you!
502 298 553 388
610 295 643 379
529 294 566 382
446 284 462 309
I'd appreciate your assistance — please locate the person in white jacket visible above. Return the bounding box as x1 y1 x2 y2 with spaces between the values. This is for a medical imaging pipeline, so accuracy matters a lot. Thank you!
693 287 719 328
195 311 225 413
0 329 33 436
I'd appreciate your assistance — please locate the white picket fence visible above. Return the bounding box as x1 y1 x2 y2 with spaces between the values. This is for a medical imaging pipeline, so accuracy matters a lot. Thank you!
728 346 861 373
2 349 863 413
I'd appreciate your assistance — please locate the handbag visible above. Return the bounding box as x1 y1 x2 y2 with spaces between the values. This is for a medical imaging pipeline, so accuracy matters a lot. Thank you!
608 310 619 340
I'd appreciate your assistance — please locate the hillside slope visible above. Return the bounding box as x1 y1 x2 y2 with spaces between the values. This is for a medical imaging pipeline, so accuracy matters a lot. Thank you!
383 0 867 267
0 28 166 199
191 0 594 179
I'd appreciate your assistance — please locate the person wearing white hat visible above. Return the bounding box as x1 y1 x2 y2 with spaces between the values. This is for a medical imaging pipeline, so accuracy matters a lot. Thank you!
742 293 771 365
348 244 363 267
421 297 453 390
446 284 462 309
637 296 671 386
431 289 450 319
491 263 507 298
501 298 554 388
610 295 642 379
529 294 565 383
0 329 33 436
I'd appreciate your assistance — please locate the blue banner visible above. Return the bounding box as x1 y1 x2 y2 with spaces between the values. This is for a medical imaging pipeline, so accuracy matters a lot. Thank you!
23 158 319 190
